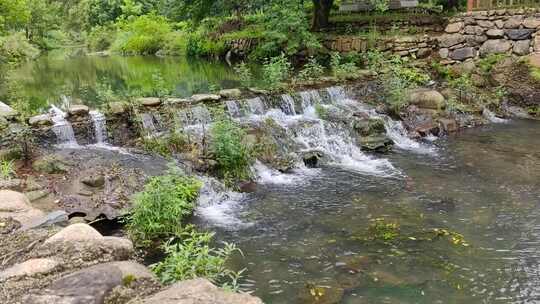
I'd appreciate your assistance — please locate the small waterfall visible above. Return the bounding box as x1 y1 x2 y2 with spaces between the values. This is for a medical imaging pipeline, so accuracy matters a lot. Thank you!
326 86 347 103
247 97 265 115
483 108 508 124
140 113 158 136
90 110 107 144
279 94 296 115
191 105 213 125
383 118 436 154
225 100 241 118
196 176 249 229
299 90 322 111
50 105 79 147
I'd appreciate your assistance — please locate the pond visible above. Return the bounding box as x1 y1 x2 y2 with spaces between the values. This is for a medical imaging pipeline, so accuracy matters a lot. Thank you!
197 119 540 304
0 52 256 113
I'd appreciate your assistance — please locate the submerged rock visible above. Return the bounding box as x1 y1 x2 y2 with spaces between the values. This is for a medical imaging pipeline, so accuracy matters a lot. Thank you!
360 135 394 153
131 278 263 304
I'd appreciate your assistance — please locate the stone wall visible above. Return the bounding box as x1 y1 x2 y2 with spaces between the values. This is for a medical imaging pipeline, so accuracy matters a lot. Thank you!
325 9 540 63
324 35 438 58
439 9 540 62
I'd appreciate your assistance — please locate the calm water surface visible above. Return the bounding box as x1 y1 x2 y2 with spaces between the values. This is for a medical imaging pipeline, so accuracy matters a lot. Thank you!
199 120 540 303
0 52 254 112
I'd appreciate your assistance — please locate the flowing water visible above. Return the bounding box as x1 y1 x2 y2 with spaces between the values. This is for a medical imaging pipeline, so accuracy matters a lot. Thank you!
49 105 79 147
193 95 540 303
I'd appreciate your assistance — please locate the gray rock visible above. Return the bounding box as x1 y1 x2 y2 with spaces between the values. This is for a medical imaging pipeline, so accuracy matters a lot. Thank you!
29 114 53 127
68 105 90 117
132 278 263 304
505 29 535 40
23 263 124 304
438 48 449 59
486 29 505 38
191 94 221 103
0 178 22 191
479 39 512 56
44 223 102 244
108 102 127 115
513 40 531 55
0 116 7 130
0 190 45 230
165 98 190 105
407 89 445 110
495 19 505 29
81 174 105 188
26 210 69 229
0 258 60 281
504 16 523 29
219 88 242 99
464 25 485 35
0 101 17 119
248 88 270 95
360 135 394 153
25 189 49 202
523 18 540 29
450 47 477 61
138 97 162 107
445 22 464 33
465 34 487 46
438 33 466 48
477 20 494 28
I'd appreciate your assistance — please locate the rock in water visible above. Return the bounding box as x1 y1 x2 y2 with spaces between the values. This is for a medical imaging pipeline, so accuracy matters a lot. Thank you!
131 278 263 304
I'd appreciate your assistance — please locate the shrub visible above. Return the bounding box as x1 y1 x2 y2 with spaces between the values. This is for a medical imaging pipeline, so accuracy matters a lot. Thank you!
370 0 390 13
0 160 15 180
478 54 507 74
0 32 40 63
113 14 172 54
210 119 252 186
233 62 253 88
297 57 325 81
87 25 117 51
160 31 189 56
262 53 291 91
186 31 226 58
125 170 202 246
151 226 243 290
330 52 358 80
141 131 188 158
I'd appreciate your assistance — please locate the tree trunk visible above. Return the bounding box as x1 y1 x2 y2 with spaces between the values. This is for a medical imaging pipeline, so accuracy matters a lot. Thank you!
311 0 334 31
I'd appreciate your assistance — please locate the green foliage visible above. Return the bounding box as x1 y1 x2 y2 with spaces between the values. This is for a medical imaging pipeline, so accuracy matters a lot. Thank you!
88 25 117 51
477 54 507 74
369 218 400 241
113 14 172 54
233 62 253 88
0 32 40 63
330 52 358 80
297 56 325 81
262 54 291 91
125 169 202 246
210 119 252 185
369 0 390 13
530 66 540 82
186 31 226 57
315 104 328 120
0 160 15 180
448 74 473 104
141 130 188 157
151 226 243 290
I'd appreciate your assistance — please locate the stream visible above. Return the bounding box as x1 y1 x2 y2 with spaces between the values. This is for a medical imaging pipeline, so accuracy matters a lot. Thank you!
196 119 540 304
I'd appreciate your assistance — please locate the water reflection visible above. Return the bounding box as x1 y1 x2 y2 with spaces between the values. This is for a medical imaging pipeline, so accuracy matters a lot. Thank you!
198 120 540 304
1 51 256 112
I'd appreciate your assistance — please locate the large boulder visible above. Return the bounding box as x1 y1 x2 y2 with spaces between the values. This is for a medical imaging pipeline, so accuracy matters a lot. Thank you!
479 39 512 56
406 89 445 110
445 22 463 33
0 258 60 281
131 278 263 304
485 29 505 39
0 101 17 119
0 190 45 230
513 40 531 56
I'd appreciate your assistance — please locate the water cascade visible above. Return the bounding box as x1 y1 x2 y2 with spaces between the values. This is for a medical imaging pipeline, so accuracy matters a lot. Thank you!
247 97 266 115
90 110 108 144
140 113 159 137
225 100 242 118
483 108 508 123
299 90 322 112
49 105 79 147
383 117 436 154
279 94 297 116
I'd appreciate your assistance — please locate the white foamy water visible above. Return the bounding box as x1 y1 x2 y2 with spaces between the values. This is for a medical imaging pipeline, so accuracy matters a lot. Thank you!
49 105 79 148
196 177 250 229
252 161 316 184
90 110 108 144
383 117 437 155
483 108 508 124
